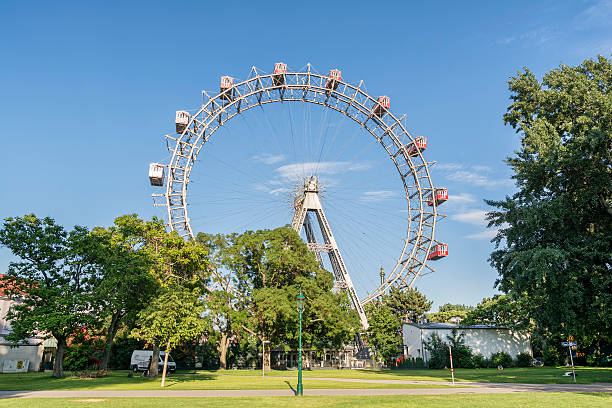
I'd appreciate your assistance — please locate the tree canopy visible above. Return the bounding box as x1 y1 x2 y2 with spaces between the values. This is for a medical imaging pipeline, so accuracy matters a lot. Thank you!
487 55 612 343
382 286 432 323
0 215 99 377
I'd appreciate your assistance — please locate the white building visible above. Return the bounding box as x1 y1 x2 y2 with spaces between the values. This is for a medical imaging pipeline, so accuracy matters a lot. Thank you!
402 322 531 364
0 294 45 372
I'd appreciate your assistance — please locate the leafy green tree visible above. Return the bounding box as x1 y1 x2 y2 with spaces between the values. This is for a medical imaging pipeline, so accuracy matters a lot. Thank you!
201 227 359 370
90 214 158 371
487 56 612 345
134 219 210 377
463 295 529 329
382 286 432 323
0 215 98 377
427 304 474 323
131 285 208 387
364 303 401 365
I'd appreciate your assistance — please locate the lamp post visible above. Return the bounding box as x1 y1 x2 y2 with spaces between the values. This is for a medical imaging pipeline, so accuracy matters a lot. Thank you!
296 290 305 396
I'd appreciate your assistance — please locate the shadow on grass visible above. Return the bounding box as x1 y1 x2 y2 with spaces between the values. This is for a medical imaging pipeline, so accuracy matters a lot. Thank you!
284 380 296 396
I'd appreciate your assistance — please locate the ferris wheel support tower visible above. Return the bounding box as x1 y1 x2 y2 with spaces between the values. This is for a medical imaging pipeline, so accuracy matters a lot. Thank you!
291 176 369 329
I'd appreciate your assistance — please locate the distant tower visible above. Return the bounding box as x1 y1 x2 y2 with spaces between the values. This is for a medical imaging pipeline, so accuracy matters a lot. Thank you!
380 265 385 286
291 176 368 329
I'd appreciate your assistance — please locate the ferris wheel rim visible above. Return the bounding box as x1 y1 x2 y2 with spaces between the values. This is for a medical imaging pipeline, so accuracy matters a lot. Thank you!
161 66 442 304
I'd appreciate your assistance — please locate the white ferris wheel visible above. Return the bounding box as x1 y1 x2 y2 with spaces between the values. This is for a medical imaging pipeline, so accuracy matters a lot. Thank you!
149 63 448 328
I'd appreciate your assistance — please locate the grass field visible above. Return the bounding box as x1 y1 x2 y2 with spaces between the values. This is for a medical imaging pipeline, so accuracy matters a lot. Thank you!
205 366 612 384
0 371 458 391
0 366 609 391
0 393 610 408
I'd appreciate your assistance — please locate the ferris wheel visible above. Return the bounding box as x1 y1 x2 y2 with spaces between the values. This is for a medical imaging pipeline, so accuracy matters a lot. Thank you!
149 63 448 327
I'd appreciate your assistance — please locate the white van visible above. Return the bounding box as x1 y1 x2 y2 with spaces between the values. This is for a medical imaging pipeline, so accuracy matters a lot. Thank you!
130 350 176 373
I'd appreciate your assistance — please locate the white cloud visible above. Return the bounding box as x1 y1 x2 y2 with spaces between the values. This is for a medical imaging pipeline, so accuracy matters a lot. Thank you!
253 153 286 165
466 229 498 240
435 163 512 188
274 161 371 180
574 0 612 30
452 210 488 226
360 190 396 202
436 163 463 171
448 193 477 205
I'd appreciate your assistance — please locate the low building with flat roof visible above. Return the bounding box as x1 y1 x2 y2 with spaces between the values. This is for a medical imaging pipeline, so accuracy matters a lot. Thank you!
402 322 531 365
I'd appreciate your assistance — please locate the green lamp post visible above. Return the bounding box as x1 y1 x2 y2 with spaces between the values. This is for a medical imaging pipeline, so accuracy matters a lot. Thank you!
296 290 305 396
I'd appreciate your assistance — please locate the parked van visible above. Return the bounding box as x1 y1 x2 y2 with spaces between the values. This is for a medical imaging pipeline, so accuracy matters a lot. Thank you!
130 350 176 373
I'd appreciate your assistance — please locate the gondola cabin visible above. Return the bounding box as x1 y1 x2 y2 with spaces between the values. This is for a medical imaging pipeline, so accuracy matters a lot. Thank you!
405 137 427 156
220 76 234 100
175 110 190 134
427 188 448 206
373 96 390 117
273 62 287 86
427 243 448 260
325 69 341 90
148 163 165 187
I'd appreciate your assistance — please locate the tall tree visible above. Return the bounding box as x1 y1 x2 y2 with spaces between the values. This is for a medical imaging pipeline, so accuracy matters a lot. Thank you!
0 215 98 377
90 214 158 371
364 303 401 365
135 219 210 377
487 56 612 343
203 227 359 370
131 285 208 387
382 286 432 323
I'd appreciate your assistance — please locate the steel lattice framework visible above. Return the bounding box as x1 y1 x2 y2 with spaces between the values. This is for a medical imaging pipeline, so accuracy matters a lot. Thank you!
154 65 444 305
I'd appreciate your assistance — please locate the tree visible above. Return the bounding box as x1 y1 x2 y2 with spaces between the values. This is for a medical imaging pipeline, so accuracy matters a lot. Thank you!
463 295 529 329
487 56 612 345
427 304 474 323
200 227 359 370
382 286 432 323
364 303 401 365
133 219 210 377
90 214 158 371
0 215 98 377
131 285 207 387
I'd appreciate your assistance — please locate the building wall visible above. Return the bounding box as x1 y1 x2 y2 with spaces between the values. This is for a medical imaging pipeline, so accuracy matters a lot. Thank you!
403 324 531 361
0 296 44 372
0 344 44 372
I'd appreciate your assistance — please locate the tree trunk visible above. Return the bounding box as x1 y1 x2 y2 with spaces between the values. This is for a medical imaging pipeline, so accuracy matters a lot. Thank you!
53 336 67 378
148 345 160 377
263 336 271 372
161 341 170 388
218 332 229 370
100 311 122 371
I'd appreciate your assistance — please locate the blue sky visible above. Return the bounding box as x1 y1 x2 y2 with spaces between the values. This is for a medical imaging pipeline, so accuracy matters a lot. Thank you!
1 1 611 311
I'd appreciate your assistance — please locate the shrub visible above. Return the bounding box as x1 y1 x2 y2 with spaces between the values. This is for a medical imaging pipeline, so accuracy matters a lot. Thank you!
542 346 563 366
472 354 489 368
516 352 532 367
491 351 514 368
424 329 474 369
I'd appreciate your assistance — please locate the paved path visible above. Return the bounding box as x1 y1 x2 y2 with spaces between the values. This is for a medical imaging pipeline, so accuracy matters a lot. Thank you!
0 382 610 398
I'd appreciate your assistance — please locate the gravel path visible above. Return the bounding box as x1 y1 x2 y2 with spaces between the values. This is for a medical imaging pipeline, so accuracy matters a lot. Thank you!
0 382 610 398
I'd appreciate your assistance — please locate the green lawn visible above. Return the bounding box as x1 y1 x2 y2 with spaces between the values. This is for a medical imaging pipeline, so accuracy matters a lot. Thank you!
0 394 610 408
0 371 456 391
214 366 612 384
0 366 609 391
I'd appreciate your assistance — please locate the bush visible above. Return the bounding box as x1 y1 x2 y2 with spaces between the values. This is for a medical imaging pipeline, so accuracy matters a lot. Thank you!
516 352 532 367
424 329 474 369
472 354 489 368
491 351 514 368
542 346 563 366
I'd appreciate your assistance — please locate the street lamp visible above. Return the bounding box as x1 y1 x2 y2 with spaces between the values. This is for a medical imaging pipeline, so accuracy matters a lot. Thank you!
296 290 305 396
